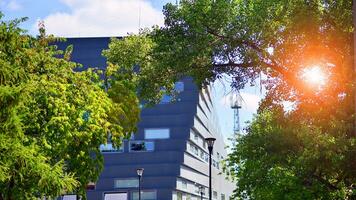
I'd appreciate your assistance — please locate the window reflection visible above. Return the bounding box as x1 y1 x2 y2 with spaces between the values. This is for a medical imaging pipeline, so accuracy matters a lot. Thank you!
130 141 154 152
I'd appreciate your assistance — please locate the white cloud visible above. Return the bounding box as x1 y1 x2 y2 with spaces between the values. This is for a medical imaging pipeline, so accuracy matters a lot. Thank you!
220 92 261 112
34 0 164 37
1 0 22 11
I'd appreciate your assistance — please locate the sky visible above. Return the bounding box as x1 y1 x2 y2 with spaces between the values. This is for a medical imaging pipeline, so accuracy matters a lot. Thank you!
0 0 263 146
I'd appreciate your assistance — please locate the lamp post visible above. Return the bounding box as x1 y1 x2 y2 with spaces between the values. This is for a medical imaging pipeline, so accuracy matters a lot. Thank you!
136 168 144 200
199 185 204 200
205 137 216 200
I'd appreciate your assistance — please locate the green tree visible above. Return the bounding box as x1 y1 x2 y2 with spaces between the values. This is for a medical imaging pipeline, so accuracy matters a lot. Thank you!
0 15 139 199
104 0 355 199
225 107 355 199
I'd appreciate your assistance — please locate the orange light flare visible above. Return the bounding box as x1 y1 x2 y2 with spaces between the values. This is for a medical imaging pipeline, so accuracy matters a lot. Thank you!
300 65 328 90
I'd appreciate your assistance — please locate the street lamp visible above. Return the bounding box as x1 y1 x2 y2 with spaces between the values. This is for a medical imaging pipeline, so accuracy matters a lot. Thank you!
205 137 216 200
136 168 144 200
199 185 204 200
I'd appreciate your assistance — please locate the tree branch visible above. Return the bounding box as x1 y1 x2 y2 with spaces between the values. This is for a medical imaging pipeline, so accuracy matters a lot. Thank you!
311 174 339 191
212 62 253 69
206 26 290 78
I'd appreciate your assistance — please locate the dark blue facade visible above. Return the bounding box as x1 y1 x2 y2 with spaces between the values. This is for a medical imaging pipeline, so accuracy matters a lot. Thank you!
56 37 234 200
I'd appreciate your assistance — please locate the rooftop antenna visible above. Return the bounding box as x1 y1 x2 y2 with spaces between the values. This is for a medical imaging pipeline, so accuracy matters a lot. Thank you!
230 92 242 139
38 20 45 37
138 1 141 32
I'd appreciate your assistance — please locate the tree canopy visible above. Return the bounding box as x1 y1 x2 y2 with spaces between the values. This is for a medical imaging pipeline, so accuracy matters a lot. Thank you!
225 106 355 199
0 15 139 199
104 0 355 199
107 0 353 104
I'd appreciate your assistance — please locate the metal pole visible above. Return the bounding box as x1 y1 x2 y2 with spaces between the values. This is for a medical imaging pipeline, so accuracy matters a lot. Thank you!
205 137 215 200
138 176 141 200
201 190 203 200
208 147 212 200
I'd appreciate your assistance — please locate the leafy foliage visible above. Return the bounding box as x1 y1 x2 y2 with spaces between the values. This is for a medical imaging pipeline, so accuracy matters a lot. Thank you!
104 0 355 199
226 109 355 199
0 14 139 199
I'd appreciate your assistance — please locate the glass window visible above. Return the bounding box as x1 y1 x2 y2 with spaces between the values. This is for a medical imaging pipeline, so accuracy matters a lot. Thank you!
200 150 205 160
195 147 199 156
194 185 200 194
182 180 187 189
145 128 170 139
104 193 128 200
190 143 195 152
131 191 157 200
221 194 226 200
177 192 183 200
186 194 191 200
190 144 199 156
62 195 77 200
100 133 124 152
213 191 218 199
194 133 198 141
204 153 209 162
100 143 124 153
182 194 186 200
130 141 154 152
114 178 138 188
201 187 206 195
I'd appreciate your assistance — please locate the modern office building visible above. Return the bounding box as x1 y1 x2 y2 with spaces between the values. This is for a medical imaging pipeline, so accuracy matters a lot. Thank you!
56 38 234 200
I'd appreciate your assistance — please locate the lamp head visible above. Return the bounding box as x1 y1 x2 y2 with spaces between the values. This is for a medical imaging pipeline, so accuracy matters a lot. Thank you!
205 137 216 148
136 168 144 177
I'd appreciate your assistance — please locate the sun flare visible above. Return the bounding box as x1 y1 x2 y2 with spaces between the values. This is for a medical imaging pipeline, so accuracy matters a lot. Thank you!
301 66 327 87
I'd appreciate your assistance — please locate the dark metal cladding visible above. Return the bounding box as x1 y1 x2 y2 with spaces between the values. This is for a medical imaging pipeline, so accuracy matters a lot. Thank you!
55 38 234 200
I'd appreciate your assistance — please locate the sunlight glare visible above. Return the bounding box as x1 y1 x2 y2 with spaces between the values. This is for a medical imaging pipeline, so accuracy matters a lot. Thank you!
301 66 327 87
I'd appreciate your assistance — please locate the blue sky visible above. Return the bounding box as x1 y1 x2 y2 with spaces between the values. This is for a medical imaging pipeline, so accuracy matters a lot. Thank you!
1 0 174 36
1 0 262 145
